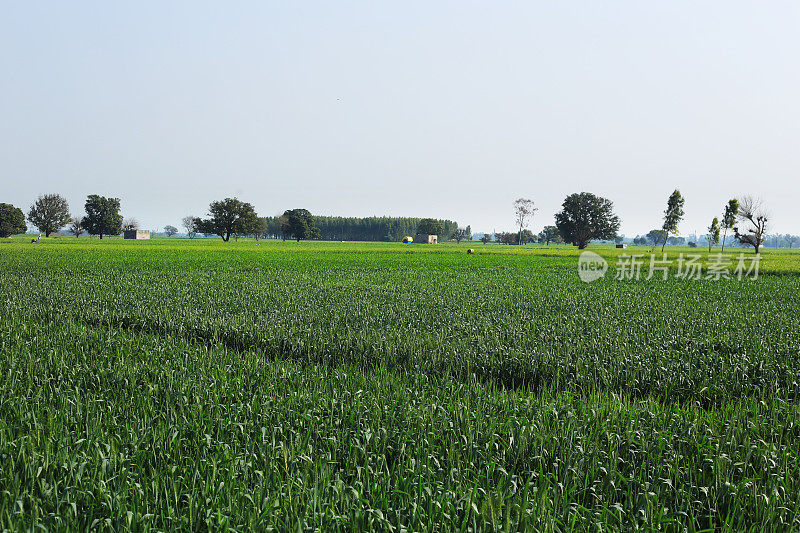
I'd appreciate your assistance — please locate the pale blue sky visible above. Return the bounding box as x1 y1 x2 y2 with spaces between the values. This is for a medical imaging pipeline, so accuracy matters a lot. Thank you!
2 2 799 236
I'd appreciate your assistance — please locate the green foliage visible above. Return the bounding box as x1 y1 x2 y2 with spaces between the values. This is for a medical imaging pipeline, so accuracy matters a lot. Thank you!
281 208 319 241
27 193 71 237
538 225 562 244
416 218 443 237
660 189 685 251
721 198 740 253
647 229 668 245
196 198 259 242
0 202 27 237
708 217 720 252
81 195 123 239
555 192 620 249
1 240 800 530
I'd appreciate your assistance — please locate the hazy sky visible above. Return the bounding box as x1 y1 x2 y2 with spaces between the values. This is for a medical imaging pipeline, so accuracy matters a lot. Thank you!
3 2 799 236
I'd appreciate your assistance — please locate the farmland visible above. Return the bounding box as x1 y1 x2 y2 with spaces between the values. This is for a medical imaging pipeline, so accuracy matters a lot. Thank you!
1 238 800 531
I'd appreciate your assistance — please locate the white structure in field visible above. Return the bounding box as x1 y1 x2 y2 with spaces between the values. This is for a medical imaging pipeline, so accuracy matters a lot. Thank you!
124 229 150 240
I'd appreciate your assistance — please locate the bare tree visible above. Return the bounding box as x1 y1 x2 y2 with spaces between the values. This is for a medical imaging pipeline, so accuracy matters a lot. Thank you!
164 225 178 237
733 196 768 254
513 198 537 246
451 227 470 243
67 216 84 237
182 216 198 239
122 218 139 231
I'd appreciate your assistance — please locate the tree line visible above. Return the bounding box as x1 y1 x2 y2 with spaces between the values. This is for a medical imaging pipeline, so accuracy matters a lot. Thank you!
0 191 781 253
0 194 463 243
497 190 772 253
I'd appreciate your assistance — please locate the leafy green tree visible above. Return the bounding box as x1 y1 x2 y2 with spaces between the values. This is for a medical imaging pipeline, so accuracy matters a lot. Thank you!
416 218 443 236
252 217 269 240
480 233 492 244
538 225 562 245
660 189 685 252
0 203 27 237
81 195 123 239
721 198 739 252
27 194 70 237
281 209 319 241
196 198 259 242
707 217 720 252
646 229 667 245
164 225 178 237
554 192 620 249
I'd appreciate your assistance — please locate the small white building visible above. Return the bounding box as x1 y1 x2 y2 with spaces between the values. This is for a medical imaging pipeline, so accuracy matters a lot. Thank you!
415 234 438 244
124 229 150 240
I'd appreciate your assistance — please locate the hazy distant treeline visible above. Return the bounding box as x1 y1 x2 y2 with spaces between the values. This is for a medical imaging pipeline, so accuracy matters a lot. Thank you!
259 215 458 242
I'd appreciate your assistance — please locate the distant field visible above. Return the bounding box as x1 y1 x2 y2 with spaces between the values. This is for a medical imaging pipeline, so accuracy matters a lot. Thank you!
1 238 799 530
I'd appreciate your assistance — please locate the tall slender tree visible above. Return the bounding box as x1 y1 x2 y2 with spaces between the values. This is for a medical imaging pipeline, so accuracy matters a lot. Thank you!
513 198 537 246
707 217 720 252
660 189 685 252
721 198 739 253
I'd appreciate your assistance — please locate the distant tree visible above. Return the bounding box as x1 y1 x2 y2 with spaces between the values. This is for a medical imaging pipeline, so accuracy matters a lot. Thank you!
614 236 624 245
513 198 537 246
465 225 471 240
281 209 319 241
707 217 720 252
196 198 259 242
659 189 685 252
416 218 443 236
27 193 70 237
277 214 291 240
182 216 198 239
733 196 768 254
667 236 685 246
252 217 269 240
554 192 620 249
786 234 799 249
0 203 27 237
646 229 667 245
480 233 492 244
520 229 536 244
721 198 739 253
67 216 84 237
688 241 697 248
538 225 562 245
495 232 516 245
164 225 178 237
451 227 470 243
82 195 123 239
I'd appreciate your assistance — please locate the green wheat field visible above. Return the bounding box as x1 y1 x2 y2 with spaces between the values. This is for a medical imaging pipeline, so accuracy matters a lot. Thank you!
2 237 799 531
